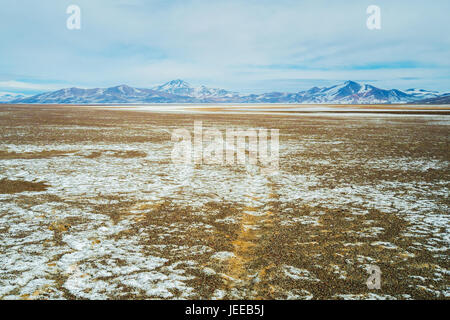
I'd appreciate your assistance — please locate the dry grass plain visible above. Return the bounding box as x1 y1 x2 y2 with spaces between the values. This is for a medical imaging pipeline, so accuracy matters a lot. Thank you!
0 104 448 300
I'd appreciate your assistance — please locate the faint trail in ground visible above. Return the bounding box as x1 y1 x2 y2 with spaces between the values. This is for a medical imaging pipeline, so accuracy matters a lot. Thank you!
222 166 276 298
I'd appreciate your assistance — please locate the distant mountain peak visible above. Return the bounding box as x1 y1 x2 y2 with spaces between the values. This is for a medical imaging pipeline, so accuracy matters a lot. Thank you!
152 79 194 96
162 79 191 88
0 92 30 102
343 80 362 89
170 79 187 83
151 79 237 99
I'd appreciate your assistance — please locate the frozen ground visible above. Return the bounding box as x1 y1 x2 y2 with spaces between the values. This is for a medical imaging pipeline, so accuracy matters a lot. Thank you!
0 105 448 299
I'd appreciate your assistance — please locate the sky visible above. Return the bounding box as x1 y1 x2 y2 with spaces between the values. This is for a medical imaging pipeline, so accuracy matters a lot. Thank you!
0 0 449 94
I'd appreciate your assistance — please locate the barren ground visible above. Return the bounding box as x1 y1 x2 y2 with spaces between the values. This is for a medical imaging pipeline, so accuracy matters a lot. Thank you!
0 105 448 300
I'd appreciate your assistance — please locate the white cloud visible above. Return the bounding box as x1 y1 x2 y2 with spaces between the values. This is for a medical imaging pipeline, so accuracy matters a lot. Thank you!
0 81 69 91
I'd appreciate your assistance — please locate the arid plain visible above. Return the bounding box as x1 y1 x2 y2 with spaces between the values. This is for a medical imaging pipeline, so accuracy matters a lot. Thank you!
0 104 448 299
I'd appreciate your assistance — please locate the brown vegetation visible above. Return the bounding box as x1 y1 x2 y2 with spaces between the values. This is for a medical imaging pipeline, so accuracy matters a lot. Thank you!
0 178 49 194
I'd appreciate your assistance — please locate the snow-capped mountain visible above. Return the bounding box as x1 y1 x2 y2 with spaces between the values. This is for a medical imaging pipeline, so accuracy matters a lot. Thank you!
12 85 195 104
152 79 194 96
152 79 239 101
412 93 450 105
231 81 439 104
296 81 414 104
9 80 447 104
404 88 440 100
242 81 442 104
0 92 29 102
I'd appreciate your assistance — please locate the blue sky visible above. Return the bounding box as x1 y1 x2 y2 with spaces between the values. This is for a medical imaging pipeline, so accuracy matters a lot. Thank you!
0 0 449 94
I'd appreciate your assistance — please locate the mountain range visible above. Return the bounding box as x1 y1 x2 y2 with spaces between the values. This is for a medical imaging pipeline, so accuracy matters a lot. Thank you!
0 92 29 102
3 80 448 104
411 93 450 105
